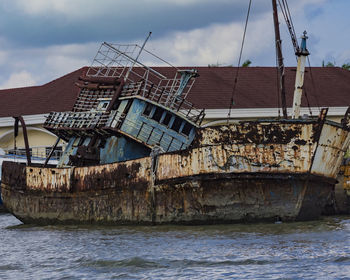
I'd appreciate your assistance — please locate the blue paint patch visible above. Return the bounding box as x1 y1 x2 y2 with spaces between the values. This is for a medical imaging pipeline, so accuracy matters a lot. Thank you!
58 136 77 166
120 98 195 152
100 136 150 164
57 97 197 166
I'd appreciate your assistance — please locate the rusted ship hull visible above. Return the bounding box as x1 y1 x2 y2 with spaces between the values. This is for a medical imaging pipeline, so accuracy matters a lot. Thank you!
0 162 336 224
2 119 350 225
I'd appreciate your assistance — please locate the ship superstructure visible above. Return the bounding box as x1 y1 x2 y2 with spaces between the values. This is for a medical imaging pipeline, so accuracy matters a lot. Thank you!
44 41 204 166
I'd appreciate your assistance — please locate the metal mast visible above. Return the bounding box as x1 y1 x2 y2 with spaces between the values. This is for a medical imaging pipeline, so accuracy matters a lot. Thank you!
124 32 152 82
292 31 310 119
272 0 288 119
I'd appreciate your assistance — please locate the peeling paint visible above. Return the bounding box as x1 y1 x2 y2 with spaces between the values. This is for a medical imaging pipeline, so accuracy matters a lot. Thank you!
2 119 350 225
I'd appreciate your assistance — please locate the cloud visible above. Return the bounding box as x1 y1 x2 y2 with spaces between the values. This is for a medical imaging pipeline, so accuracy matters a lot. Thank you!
0 0 348 91
0 42 98 88
0 50 7 65
144 0 230 6
0 71 36 89
11 0 251 16
146 12 274 66
43 44 95 78
12 0 70 15
10 0 111 17
142 0 335 67
339 50 350 65
0 1 266 48
295 0 350 66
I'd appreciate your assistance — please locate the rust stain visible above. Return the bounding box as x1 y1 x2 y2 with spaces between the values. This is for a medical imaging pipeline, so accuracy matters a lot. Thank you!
26 167 73 192
1 161 26 191
192 122 307 147
73 157 151 192
157 122 319 182
1 120 349 225
343 164 350 191
311 123 350 178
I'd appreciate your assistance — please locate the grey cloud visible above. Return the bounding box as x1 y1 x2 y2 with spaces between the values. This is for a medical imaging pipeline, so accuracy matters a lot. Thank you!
0 1 269 48
1 0 348 90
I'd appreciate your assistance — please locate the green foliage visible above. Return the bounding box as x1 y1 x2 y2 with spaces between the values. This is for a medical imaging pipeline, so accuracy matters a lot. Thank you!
324 61 335 67
342 63 350 70
322 60 350 70
242 59 252 67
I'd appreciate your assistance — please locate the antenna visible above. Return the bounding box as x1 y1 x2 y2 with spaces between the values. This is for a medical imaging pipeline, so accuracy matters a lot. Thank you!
124 32 152 82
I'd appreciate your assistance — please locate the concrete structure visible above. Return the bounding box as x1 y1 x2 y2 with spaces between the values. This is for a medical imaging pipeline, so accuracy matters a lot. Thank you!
0 69 81 159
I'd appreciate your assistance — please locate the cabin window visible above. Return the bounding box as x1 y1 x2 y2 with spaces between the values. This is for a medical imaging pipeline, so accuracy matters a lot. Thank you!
171 117 182 132
152 107 164 122
143 103 153 117
181 122 192 136
161 112 172 126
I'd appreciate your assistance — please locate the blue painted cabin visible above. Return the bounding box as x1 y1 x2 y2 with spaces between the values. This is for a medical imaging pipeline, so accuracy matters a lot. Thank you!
44 42 205 167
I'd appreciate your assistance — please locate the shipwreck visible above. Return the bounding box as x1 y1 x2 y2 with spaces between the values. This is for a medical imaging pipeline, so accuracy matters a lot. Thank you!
1 1 350 224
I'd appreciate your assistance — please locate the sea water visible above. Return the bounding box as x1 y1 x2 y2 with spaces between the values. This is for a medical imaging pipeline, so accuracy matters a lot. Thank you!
0 214 349 279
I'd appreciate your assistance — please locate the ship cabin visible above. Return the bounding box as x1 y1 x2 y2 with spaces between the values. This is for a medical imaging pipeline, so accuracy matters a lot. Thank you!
44 47 204 167
45 82 204 167
111 96 199 153
43 42 205 167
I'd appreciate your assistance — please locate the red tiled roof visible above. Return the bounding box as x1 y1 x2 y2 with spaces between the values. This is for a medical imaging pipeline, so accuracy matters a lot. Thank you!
185 66 350 109
0 68 83 118
0 66 349 118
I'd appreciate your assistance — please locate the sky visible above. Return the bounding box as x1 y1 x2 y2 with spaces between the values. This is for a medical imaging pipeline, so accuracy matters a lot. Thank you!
0 0 349 89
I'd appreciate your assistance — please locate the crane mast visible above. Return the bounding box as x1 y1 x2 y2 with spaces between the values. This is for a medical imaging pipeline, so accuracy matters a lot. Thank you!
272 0 310 119
272 0 287 119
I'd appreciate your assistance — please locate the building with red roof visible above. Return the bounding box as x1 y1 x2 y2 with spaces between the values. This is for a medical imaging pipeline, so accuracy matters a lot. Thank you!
0 66 349 156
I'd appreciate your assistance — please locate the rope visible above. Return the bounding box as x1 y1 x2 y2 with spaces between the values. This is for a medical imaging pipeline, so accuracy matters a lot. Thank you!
227 0 252 123
303 87 313 117
278 0 299 54
275 50 281 119
284 0 297 39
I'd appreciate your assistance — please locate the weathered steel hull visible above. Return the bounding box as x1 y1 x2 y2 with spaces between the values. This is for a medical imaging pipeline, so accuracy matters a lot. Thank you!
0 162 336 224
2 120 350 225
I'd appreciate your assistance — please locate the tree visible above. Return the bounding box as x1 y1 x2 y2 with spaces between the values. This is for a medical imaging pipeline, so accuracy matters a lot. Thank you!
322 60 350 70
323 61 336 67
242 59 252 67
342 63 350 70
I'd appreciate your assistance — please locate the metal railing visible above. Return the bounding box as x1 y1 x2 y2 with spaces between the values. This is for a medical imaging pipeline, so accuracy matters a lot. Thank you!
121 81 205 125
85 42 205 125
3 147 63 161
44 111 110 130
